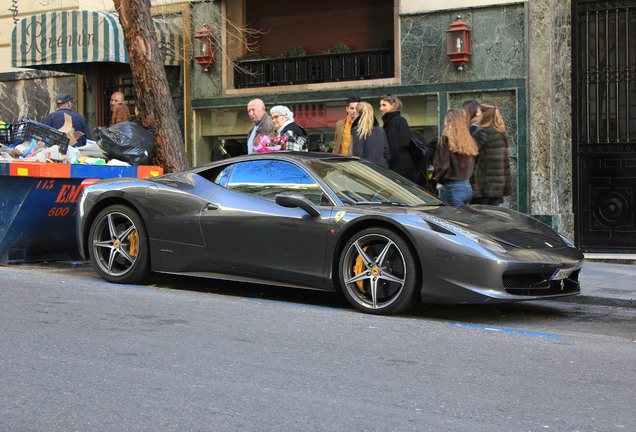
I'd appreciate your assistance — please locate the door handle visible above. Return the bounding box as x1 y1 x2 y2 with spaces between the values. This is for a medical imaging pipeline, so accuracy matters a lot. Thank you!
206 203 219 210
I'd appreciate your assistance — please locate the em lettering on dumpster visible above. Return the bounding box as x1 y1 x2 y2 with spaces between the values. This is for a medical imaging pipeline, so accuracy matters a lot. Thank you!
36 178 98 218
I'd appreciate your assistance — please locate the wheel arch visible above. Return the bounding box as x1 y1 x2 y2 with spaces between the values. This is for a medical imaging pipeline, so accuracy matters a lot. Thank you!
330 218 422 293
81 197 146 259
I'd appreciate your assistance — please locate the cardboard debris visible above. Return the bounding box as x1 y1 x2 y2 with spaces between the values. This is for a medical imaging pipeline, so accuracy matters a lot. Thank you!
58 113 85 147
78 142 107 158
27 144 81 163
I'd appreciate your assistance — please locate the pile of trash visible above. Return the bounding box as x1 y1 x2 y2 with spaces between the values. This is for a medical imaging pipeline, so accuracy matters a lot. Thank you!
0 115 154 166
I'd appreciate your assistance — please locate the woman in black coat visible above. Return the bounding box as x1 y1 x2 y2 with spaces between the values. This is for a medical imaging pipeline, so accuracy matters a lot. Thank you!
351 102 390 167
380 94 416 180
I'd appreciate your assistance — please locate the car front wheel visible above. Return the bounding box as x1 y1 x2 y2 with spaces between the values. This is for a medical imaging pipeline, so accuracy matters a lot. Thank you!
339 228 418 315
88 204 149 284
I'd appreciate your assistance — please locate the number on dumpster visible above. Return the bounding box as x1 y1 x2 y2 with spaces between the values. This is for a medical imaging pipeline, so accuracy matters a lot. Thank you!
36 180 56 190
48 207 70 217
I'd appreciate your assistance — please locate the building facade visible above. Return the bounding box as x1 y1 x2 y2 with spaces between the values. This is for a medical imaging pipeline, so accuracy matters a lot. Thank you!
189 0 635 252
2 0 634 252
0 0 188 151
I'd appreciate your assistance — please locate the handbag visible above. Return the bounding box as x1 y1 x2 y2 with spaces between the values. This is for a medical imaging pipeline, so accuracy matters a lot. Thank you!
409 136 434 162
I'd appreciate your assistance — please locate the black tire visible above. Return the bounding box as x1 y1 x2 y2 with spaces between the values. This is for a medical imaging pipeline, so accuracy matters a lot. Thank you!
88 204 150 284
338 228 418 315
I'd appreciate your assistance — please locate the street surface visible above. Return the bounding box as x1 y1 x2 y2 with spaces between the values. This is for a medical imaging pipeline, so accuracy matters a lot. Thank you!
1 262 635 431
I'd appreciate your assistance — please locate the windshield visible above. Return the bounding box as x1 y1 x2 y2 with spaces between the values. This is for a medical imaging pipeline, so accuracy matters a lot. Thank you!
306 158 444 206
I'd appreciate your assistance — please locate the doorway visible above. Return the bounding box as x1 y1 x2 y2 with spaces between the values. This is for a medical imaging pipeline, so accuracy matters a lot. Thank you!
572 0 636 252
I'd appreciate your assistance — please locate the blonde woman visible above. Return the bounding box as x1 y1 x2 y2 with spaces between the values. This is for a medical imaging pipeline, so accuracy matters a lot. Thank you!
471 101 512 205
351 102 390 167
433 109 479 205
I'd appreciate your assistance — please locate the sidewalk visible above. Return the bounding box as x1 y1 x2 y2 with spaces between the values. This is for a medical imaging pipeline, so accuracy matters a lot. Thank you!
559 260 636 308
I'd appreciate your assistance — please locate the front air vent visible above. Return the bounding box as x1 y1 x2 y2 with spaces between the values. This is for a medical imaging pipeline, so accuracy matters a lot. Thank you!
503 269 581 296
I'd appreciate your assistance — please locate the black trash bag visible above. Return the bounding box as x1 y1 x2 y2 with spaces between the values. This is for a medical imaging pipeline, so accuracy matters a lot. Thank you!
96 122 155 165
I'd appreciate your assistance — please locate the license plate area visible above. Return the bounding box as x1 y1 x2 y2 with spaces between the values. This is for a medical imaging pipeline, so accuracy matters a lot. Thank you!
550 268 573 280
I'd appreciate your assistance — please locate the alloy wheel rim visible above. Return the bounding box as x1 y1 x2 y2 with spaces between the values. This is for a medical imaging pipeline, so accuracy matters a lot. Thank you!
343 233 406 309
92 212 138 276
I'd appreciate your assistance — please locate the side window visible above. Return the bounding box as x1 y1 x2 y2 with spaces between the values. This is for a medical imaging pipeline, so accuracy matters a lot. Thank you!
226 160 328 205
214 165 233 187
197 164 233 186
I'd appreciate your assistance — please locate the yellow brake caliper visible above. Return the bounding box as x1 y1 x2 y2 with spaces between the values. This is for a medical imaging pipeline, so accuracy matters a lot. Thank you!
353 246 369 292
129 230 139 258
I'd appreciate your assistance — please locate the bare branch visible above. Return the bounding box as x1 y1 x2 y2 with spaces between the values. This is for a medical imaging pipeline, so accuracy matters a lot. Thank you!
151 2 265 75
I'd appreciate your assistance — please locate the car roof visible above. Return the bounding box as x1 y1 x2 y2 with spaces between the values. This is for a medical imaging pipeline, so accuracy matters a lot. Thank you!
190 151 355 173
236 151 350 162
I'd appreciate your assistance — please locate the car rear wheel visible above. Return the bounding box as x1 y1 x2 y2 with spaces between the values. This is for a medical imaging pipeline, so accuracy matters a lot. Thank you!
88 204 149 284
339 228 418 315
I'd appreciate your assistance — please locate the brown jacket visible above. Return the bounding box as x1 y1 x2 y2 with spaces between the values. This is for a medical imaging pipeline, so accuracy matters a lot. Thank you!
433 136 476 184
247 114 275 150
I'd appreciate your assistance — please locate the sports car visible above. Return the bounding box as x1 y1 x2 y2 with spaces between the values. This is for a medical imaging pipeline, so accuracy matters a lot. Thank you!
76 152 583 315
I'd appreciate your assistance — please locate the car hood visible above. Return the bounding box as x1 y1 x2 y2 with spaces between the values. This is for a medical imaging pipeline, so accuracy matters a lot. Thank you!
412 205 573 250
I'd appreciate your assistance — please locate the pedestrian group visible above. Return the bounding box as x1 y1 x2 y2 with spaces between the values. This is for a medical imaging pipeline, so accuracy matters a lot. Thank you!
245 96 512 206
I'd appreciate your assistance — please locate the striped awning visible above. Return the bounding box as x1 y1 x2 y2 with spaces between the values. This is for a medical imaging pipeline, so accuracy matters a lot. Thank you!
11 10 183 72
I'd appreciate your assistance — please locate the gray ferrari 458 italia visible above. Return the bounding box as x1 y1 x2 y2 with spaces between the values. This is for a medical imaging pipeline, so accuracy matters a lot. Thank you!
76 152 583 315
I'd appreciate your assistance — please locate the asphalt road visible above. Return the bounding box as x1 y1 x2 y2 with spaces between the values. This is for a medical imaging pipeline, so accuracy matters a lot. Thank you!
1 262 635 432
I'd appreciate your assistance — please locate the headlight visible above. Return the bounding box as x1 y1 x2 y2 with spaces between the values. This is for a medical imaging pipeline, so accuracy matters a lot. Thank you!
419 214 507 254
558 232 576 248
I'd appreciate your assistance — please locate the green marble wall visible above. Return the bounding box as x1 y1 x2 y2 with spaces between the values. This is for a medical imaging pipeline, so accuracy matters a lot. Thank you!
400 4 527 212
527 0 574 239
399 2 573 238
401 5 526 85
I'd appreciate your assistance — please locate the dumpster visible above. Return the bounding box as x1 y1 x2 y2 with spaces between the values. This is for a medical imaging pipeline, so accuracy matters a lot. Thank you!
0 161 162 264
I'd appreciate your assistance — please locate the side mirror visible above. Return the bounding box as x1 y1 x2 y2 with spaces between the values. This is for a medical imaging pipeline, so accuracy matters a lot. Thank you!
275 192 321 217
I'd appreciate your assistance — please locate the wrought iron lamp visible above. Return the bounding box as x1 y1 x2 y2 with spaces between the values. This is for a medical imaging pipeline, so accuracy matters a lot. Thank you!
446 16 471 71
193 23 216 71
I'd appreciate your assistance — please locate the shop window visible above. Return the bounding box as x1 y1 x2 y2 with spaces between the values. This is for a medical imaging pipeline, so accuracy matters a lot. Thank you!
193 94 440 191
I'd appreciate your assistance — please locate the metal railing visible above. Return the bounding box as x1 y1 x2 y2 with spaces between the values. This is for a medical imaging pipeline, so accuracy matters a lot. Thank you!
234 48 394 88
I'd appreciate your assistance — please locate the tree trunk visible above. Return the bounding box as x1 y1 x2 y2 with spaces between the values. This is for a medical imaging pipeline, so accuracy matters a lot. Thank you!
113 0 189 173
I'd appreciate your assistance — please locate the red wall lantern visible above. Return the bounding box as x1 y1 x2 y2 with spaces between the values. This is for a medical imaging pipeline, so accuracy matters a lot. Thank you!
193 23 216 71
446 16 471 71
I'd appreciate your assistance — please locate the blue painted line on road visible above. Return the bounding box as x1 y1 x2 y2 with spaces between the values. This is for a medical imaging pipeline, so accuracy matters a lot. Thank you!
449 322 564 338
245 298 342 311
0 270 8 274
84 280 153 290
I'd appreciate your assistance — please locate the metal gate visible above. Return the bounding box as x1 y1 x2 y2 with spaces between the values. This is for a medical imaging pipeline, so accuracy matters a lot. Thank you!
573 0 636 252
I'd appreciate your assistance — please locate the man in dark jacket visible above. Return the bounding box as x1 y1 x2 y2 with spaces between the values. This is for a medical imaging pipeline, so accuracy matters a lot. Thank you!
44 93 91 146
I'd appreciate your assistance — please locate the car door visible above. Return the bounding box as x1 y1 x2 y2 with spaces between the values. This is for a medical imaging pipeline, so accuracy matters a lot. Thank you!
199 159 334 287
